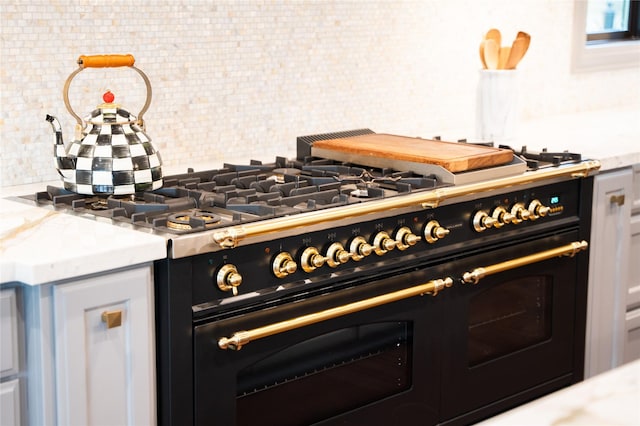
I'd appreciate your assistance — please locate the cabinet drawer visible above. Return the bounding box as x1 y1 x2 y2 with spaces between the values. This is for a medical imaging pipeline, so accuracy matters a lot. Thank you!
0 379 21 426
0 289 19 378
624 307 640 364
585 168 633 378
53 266 156 426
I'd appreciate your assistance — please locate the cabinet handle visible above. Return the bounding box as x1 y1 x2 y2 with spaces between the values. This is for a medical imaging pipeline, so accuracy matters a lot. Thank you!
610 194 625 206
101 310 123 329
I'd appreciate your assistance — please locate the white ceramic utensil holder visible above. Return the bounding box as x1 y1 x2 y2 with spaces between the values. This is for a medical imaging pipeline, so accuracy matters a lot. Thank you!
476 69 518 143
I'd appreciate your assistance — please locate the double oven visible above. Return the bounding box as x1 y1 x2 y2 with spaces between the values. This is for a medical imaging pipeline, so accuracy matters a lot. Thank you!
154 166 595 425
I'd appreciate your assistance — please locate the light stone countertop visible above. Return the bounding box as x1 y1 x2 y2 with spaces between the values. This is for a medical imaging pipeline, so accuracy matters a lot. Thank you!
1 108 638 286
0 197 167 285
479 359 640 425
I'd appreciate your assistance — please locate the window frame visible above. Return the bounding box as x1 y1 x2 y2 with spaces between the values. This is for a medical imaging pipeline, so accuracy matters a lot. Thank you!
572 0 640 72
587 0 640 42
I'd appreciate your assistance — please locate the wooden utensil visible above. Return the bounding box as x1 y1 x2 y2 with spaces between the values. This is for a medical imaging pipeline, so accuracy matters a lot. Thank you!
498 46 511 69
516 31 531 60
517 31 531 43
483 39 499 70
505 34 530 69
479 40 488 69
485 28 502 49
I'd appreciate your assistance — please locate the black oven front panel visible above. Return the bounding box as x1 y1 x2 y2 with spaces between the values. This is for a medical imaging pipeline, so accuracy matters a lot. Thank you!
190 179 584 315
191 229 588 426
439 229 588 424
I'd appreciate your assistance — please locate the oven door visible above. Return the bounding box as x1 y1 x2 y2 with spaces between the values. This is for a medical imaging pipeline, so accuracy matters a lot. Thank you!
440 230 589 424
194 268 449 426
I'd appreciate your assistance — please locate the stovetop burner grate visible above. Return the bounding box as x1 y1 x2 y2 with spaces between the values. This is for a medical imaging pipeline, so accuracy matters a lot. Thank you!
29 153 452 234
507 146 582 170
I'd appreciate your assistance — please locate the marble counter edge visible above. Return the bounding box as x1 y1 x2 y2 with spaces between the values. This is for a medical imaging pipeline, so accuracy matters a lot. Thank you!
479 359 640 425
0 197 167 286
594 151 640 172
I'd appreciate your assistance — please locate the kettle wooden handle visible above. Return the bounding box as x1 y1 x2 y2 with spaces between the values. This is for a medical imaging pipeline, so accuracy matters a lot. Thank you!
78 54 135 68
63 54 151 129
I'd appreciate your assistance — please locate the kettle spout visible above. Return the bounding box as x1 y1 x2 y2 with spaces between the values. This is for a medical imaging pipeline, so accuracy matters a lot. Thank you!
46 114 64 146
47 114 75 174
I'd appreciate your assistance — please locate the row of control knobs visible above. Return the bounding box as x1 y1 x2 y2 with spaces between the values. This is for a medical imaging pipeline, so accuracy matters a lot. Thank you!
472 199 551 232
216 220 450 294
276 220 449 277
216 199 553 295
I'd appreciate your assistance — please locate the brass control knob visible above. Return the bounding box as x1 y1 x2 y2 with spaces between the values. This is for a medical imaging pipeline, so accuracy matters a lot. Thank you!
300 246 326 273
527 199 551 220
216 264 243 296
373 231 396 256
473 211 498 232
424 220 450 243
491 206 515 228
325 242 350 268
395 226 420 251
349 236 374 261
272 252 298 278
510 202 531 224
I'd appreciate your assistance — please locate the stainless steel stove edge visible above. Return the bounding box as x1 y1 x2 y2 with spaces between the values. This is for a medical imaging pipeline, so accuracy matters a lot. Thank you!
166 159 600 259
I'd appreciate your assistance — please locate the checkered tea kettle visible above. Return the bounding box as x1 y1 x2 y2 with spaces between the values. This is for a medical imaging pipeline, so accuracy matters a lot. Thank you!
46 54 163 195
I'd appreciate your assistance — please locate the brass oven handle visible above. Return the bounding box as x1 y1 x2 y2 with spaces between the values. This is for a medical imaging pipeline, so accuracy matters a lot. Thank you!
218 277 454 351
462 240 588 285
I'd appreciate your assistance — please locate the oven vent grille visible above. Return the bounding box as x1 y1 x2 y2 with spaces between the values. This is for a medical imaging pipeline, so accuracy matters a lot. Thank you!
296 128 375 159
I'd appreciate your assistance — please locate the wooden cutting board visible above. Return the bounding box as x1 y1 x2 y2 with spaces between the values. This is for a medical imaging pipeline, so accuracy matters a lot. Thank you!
311 133 513 173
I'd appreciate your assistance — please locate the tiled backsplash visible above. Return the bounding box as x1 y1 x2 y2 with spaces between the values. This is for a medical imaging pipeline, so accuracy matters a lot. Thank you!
1 0 638 187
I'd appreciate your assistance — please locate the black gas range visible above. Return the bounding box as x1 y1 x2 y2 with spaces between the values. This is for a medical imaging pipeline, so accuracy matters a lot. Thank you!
22 129 600 425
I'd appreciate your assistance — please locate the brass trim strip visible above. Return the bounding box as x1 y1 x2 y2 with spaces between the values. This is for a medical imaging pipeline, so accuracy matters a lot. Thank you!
212 161 600 248
462 240 588 284
218 277 454 350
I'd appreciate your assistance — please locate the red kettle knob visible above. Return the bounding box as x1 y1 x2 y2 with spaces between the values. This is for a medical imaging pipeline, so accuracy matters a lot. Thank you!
103 91 115 103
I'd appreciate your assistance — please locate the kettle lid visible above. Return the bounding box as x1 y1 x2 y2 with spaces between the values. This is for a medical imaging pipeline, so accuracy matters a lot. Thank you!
84 91 140 127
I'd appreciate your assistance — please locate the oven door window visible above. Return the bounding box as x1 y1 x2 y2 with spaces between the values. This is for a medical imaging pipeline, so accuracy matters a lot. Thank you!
469 275 553 366
236 321 412 426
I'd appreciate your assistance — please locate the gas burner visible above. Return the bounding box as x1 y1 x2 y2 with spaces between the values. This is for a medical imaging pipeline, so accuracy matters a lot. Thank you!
270 168 302 183
167 211 222 231
89 199 110 210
